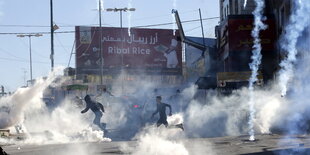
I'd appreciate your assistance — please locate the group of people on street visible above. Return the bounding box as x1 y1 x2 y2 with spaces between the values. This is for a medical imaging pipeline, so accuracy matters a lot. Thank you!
80 88 184 135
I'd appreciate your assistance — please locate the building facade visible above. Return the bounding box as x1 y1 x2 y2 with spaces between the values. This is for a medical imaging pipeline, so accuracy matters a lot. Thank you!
216 0 293 88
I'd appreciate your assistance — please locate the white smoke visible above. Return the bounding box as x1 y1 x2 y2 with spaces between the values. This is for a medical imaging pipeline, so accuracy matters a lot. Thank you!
247 0 267 141
172 0 177 36
127 0 133 36
243 0 248 8
21 98 110 144
122 127 188 155
278 0 310 96
181 83 287 139
274 27 310 155
278 29 310 133
0 67 111 145
0 67 64 129
121 83 284 155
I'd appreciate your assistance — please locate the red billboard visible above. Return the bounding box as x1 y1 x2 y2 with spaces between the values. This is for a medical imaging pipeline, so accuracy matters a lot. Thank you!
75 26 182 75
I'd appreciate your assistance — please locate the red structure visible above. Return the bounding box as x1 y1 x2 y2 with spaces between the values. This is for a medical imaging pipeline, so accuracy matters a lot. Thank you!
75 27 182 76
217 15 277 82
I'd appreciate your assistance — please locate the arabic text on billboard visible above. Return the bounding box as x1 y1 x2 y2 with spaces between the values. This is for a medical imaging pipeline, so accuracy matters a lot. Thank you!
75 26 182 75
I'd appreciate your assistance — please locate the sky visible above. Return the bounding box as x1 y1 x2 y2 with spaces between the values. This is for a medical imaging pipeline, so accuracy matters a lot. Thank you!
0 0 219 91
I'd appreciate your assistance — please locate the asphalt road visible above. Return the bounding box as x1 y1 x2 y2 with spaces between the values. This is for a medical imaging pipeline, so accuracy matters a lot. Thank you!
2 134 310 155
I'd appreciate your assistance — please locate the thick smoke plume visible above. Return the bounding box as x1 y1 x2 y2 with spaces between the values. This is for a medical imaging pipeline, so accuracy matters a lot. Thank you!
182 85 284 138
278 0 310 96
272 27 310 155
0 67 64 129
127 127 189 155
247 0 267 141
127 0 133 36
0 67 110 145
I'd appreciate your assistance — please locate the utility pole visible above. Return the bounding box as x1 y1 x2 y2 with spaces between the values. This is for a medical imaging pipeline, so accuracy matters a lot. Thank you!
50 0 54 71
99 0 103 86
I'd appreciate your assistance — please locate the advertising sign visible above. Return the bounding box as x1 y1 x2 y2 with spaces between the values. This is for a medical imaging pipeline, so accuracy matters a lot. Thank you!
228 18 276 52
75 26 182 75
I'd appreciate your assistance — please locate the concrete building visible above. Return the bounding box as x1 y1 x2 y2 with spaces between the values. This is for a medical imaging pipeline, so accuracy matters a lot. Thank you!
215 0 294 89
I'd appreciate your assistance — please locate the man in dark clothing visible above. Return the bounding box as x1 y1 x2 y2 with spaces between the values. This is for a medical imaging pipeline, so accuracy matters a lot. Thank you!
81 95 106 131
151 96 184 130
151 96 172 127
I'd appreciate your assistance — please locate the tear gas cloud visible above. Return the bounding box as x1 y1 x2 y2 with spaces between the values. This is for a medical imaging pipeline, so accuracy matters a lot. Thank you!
21 98 110 144
0 67 64 129
247 0 267 141
0 66 288 150
123 127 189 155
0 67 110 145
1 2 310 153
275 1 310 153
278 0 310 96
276 26 310 135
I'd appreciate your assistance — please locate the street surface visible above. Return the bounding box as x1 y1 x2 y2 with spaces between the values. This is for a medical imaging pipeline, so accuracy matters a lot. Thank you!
2 134 310 155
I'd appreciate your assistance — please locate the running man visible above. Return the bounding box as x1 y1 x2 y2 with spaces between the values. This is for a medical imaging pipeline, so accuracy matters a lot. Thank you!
151 96 184 130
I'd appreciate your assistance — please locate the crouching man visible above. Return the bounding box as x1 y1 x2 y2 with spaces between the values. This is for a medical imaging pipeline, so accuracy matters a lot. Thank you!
81 95 106 131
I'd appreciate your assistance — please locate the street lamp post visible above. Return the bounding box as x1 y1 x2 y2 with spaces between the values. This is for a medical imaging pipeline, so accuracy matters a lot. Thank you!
50 0 54 71
106 7 136 29
106 7 136 66
17 33 43 85
106 7 135 93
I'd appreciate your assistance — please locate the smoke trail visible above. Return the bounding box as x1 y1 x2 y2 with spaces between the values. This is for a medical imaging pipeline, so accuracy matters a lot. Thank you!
247 0 267 141
127 0 132 36
243 0 248 8
172 0 177 35
278 0 310 96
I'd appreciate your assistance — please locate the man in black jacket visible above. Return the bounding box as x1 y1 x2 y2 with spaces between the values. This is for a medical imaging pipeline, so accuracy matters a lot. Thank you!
81 95 106 131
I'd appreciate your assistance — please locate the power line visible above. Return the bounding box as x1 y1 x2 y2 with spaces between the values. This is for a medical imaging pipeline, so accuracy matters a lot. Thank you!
134 17 219 28
0 17 219 35
0 9 199 28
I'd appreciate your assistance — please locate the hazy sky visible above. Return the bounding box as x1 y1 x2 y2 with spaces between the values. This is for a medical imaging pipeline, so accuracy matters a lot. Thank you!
0 0 219 91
